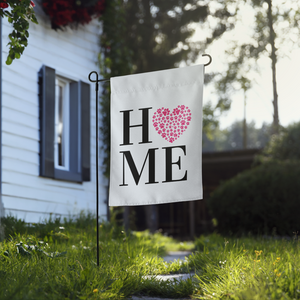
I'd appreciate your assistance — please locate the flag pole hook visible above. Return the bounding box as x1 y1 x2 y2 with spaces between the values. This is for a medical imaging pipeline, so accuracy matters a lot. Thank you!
202 54 212 67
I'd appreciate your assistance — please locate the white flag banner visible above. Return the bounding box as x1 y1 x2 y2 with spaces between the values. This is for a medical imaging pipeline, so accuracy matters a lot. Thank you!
109 64 204 206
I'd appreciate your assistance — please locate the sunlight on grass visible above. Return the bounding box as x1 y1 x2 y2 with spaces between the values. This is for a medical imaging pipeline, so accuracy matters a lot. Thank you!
2 215 300 299
0 213 192 299
191 233 300 299
134 230 195 252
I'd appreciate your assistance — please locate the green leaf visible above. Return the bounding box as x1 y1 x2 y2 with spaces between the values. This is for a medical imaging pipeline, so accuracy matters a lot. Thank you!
6 56 13 65
32 15 38 24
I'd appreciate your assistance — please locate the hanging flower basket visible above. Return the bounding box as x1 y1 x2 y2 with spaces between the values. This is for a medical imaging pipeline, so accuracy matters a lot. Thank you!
42 0 106 29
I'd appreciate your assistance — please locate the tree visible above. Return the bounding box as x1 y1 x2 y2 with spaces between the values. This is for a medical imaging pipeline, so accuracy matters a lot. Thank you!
202 120 272 152
99 0 237 231
100 0 237 175
99 0 133 179
0 0 38 64
123 0 236 73
214 0 300 134
99 0 133 226
123 0 240 143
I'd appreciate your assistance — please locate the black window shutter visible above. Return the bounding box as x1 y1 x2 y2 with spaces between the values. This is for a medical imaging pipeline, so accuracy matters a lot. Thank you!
39 65 55 178
39 67 90 183
80 81 91 181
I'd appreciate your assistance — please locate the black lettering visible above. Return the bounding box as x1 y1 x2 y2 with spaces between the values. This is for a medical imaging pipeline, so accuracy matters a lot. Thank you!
162 145 187 183
120 107 152 146
120 148 158 186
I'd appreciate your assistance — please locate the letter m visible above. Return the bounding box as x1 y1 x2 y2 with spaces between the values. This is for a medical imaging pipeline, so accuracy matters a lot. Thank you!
120 148 158 186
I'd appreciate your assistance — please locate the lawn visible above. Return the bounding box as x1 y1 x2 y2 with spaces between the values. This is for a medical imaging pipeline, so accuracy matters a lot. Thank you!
191 233 300 299
1 214 300 299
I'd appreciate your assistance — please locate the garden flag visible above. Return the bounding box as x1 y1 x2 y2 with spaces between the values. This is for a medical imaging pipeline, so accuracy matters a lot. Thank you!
109 64 204 206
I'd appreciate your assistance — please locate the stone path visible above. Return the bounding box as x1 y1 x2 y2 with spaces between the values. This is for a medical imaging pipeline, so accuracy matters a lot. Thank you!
144 272 195 282
131 297 191 300
127 251 195 300
163 251 193 263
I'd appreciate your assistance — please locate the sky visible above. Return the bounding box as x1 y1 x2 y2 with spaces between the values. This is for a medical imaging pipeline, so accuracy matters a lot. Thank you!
193 2 300 130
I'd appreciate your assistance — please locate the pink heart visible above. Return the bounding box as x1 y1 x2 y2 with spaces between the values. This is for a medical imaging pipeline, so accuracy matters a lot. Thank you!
152 105 192 143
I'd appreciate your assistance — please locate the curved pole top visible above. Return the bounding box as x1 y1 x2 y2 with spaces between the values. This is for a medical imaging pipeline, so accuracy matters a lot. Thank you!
202 53 212 67
88 71 99 83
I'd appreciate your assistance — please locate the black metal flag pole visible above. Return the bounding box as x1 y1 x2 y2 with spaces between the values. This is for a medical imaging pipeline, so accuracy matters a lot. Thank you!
88 72 108 267
88 53 212 267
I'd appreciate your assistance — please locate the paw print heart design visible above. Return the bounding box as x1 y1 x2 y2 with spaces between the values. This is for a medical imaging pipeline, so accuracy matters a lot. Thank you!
152 105 192 143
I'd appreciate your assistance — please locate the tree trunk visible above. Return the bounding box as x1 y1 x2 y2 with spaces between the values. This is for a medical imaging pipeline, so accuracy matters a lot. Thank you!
123 207 130 232
243 92 247 149
266 0 279 134
189 201 195 239
145 205 158 233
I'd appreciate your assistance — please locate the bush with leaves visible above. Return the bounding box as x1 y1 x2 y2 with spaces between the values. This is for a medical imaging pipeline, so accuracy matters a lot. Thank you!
256 121 300 163
207 160 300 236
0 0 38 64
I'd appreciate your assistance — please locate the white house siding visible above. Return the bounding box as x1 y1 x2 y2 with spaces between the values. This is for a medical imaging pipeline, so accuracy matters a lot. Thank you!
1 4 108 223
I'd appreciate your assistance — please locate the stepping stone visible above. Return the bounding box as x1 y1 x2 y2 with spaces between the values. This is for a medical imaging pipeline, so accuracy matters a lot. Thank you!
143 273 195 282
163 251 192 263
130 297 191 300
128 251 195 299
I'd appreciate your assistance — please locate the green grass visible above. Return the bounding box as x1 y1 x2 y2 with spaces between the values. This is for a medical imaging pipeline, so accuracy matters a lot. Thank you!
134 230 195 252
0 213 193 299
191 233 300 299
2 214 300 299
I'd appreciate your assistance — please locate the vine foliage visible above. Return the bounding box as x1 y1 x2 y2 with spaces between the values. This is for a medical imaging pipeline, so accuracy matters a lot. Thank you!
0 0 38 65
99 0 133 177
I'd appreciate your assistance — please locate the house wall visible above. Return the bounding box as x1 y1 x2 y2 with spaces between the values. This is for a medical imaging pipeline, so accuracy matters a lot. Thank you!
0 18 3 220
1 4 108 223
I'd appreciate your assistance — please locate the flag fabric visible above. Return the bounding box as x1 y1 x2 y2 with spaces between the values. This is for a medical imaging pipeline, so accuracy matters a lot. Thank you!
109 64 204 206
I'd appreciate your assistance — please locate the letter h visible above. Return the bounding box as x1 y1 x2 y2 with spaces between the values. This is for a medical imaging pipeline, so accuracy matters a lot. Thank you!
120 107 152 146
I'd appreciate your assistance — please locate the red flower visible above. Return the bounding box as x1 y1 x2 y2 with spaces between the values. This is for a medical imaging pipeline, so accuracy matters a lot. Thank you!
42 0 106 29
30 1 35 7
0 1 9 9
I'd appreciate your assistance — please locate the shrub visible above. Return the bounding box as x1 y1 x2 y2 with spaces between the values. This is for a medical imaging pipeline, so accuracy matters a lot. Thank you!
207 160 300 236
256 121 300 163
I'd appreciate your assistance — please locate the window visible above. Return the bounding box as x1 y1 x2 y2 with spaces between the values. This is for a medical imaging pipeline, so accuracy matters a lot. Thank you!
55 77 70 171
38 65 91 182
